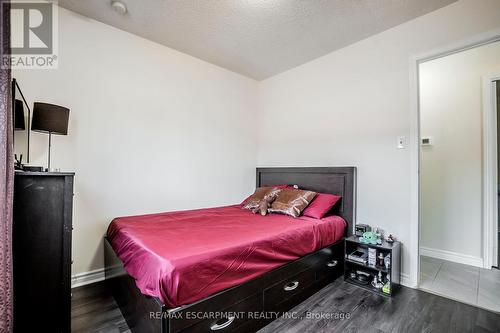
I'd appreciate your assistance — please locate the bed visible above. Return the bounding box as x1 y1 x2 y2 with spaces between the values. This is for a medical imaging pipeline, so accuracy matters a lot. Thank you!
104 167 356 333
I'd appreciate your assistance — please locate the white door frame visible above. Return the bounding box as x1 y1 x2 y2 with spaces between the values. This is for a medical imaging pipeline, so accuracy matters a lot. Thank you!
409 28 500 287
483 74 500 269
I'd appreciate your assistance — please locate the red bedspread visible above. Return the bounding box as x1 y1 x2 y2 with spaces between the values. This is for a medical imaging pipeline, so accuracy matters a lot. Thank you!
107 205 346 307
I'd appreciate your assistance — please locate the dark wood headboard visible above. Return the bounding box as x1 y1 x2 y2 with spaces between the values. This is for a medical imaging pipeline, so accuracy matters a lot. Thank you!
256 167 356 236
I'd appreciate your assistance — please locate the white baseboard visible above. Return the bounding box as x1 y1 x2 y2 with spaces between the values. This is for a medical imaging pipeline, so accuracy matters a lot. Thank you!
400 273 412 288
71 268 105 288
420 246 483 268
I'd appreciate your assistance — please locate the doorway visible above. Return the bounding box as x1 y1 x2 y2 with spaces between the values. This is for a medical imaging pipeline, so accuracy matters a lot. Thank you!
418 41 500 312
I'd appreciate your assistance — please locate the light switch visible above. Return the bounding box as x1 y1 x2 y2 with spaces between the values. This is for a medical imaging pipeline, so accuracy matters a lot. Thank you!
397 136 405 149
421 137 432 146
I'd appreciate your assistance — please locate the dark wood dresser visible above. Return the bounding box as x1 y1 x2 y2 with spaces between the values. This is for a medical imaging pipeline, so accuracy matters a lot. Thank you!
13 172 74 333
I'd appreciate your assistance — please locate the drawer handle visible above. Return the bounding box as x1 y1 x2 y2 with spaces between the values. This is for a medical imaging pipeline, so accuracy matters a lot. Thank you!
210 316 235 331
283 281 299 291
327 260 338 267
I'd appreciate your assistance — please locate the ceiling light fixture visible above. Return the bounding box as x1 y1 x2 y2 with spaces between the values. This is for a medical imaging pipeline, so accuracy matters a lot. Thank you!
111 1 127 15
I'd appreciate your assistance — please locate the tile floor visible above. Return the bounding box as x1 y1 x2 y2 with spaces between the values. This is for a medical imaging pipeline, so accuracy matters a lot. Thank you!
420 255 500 313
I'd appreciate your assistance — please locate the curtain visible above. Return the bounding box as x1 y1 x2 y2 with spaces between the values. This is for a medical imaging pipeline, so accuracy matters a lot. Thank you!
0 0 13 332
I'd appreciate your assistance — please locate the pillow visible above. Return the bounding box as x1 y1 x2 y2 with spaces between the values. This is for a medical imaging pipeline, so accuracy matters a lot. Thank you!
268 188 317 218
240 184 288 207
242 186 283 210
302 193 342 219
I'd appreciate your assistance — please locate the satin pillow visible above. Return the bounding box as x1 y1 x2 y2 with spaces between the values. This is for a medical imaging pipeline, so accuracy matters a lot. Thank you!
240 185 288 207
302 193 342 219
242 186 283 210
268 188 317 218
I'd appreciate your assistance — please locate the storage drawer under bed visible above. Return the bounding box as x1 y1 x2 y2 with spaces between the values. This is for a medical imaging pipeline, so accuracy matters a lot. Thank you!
314 243 344 281
263 268 316 312
175 293 263 333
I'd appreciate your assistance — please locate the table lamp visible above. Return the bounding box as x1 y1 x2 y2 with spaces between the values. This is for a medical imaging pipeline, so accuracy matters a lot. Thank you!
31 102 70 171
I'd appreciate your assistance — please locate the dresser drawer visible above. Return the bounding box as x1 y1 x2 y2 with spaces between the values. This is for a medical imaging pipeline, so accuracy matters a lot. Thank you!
263 268 315 312
178 293 262 333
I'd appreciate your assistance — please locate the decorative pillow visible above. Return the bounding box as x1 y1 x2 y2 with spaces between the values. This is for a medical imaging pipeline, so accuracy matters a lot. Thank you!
302 193 342 219
268 188 317 218
242 187 283 210
240 184 288 207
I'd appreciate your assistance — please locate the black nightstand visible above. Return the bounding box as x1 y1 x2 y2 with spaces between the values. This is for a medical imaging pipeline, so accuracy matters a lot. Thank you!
344 235 401 297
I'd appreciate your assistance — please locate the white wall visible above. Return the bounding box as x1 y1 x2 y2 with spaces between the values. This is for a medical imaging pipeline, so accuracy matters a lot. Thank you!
13 8 258 276
419 41 500 265
257 0 500 285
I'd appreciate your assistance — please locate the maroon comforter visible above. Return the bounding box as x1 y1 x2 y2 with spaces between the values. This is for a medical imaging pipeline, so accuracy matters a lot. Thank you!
107 205 345 307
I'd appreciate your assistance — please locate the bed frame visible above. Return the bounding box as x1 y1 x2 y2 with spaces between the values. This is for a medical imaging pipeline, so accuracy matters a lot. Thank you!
104 167 356 333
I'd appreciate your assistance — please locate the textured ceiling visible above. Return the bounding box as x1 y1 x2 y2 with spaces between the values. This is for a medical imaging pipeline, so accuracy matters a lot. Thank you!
58 0 457 80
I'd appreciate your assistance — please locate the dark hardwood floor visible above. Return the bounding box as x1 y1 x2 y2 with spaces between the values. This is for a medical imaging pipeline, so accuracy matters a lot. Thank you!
72 279 500 333
72 281 130 333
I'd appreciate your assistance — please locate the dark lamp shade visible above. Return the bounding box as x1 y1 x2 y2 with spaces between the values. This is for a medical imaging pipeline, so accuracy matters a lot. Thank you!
31 102 70 135
14 99 25 130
